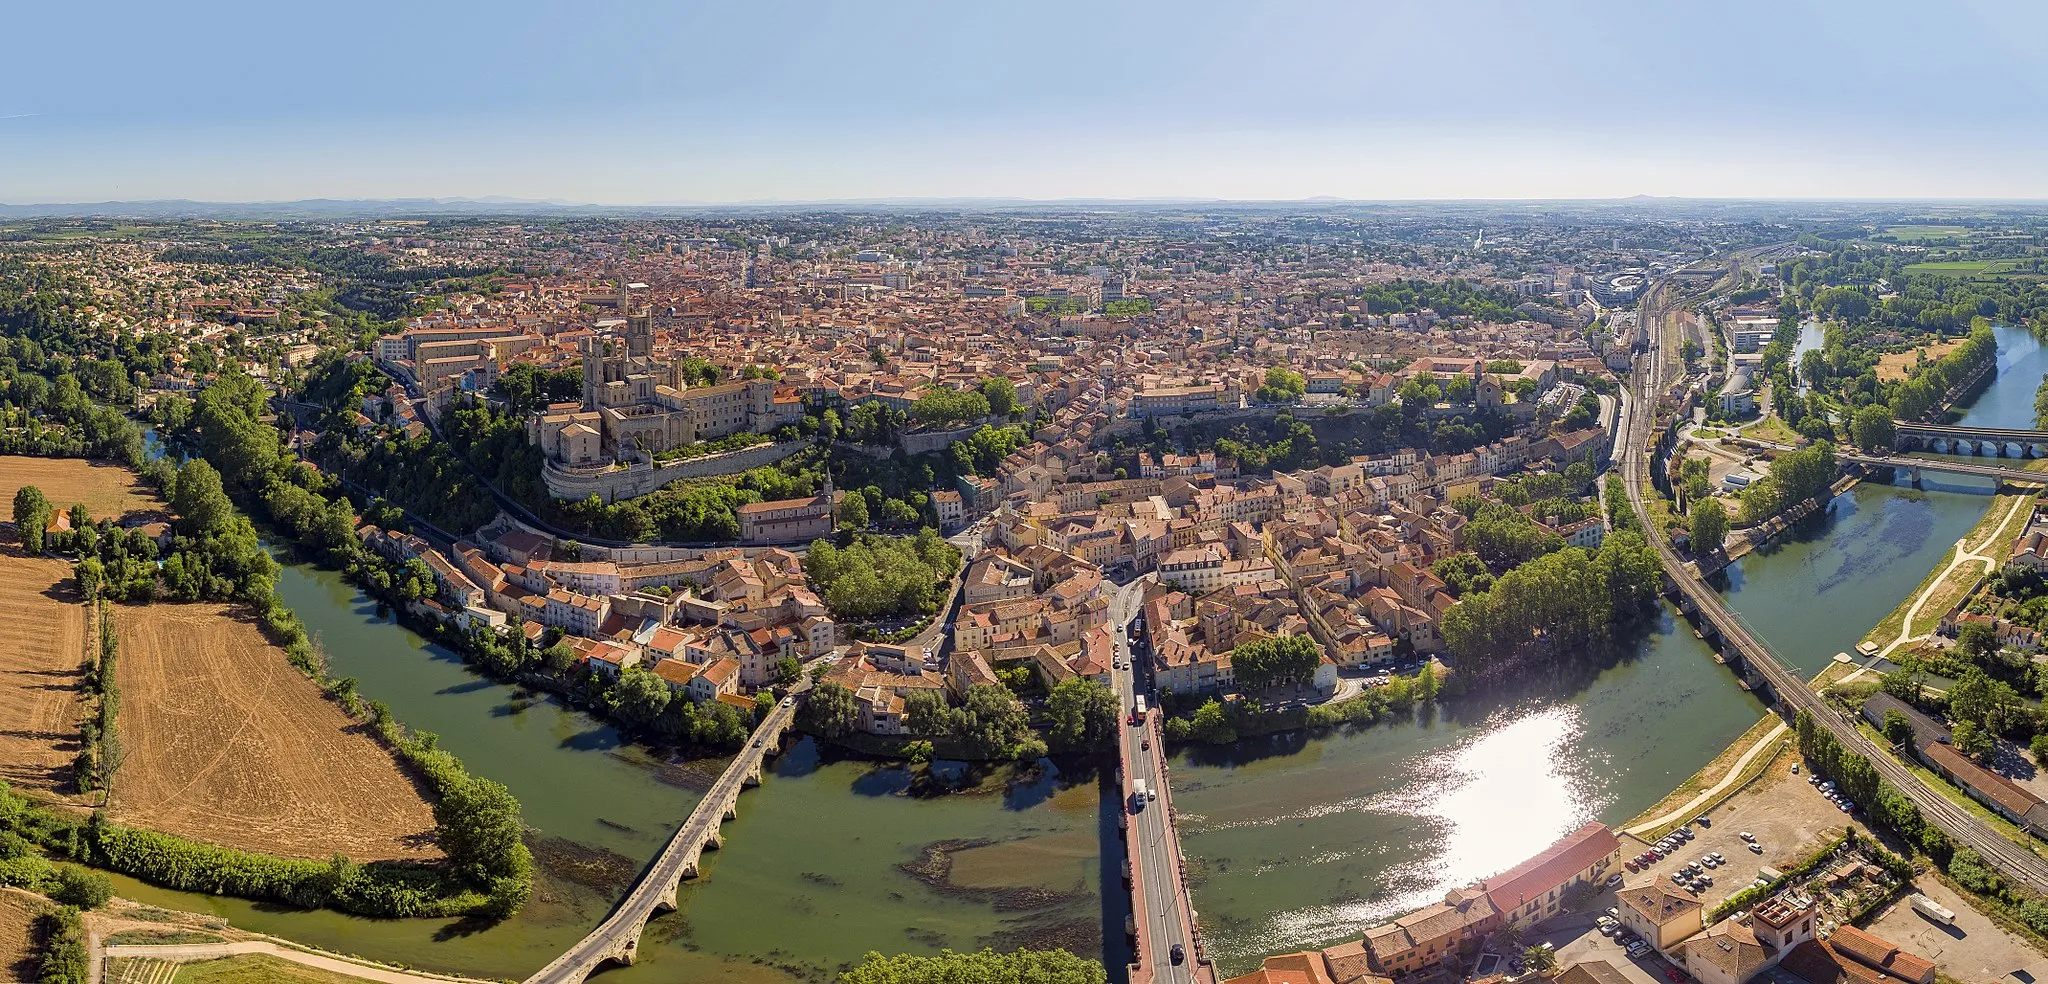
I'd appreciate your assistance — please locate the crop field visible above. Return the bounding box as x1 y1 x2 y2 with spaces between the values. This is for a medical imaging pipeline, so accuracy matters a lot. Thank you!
110 603 440 861
0 544 88 799
0 455 164 523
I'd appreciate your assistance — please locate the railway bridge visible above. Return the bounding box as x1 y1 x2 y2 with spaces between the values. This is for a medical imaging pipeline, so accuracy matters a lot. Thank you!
1893 421 2048 458
523 693 802 984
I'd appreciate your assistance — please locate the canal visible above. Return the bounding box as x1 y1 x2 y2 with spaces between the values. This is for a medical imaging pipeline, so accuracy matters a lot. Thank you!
1176 323 2043 975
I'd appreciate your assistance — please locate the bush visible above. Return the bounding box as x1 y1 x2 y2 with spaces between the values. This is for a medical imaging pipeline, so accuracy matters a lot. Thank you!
35 907 88 984
48 865 110 909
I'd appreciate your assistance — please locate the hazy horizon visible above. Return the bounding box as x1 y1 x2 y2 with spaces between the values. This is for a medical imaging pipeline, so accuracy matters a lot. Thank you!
9 0 2048 204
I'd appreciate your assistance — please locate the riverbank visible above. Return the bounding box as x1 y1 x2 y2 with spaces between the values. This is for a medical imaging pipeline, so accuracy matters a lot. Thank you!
1861 485 2039 653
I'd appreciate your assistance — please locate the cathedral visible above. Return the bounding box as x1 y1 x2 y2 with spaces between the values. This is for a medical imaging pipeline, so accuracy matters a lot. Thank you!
528 286 786 465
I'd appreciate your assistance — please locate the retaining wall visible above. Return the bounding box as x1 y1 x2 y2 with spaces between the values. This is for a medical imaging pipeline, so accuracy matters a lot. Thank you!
541 441 805 502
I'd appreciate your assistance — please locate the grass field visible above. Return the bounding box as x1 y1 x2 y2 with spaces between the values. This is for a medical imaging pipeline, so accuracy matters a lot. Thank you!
110 603 439 862
1883 225 1972 241
1903 257 2044 282
108 954 368 984
0 455 165 524
0 544 88 800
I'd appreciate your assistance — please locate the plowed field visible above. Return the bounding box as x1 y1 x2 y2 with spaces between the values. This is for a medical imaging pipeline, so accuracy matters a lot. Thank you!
110 603 440 861
0 545 87 799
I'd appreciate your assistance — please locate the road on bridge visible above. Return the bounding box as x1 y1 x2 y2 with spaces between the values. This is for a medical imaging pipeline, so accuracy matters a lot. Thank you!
1110 578 1212 984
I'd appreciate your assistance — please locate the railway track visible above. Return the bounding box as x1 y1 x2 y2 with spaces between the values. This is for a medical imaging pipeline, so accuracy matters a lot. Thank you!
1618 270 2048 894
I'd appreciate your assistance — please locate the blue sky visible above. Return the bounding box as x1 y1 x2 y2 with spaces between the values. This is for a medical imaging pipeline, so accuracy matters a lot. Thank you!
6 0 2048 203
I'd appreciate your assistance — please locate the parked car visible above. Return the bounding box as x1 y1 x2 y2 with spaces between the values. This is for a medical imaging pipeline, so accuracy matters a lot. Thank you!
1607 873 1623 887
1749 842 1764 854
1739 831 1755 842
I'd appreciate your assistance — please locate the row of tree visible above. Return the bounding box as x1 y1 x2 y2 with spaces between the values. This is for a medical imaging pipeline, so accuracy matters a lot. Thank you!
1440 531 1664 678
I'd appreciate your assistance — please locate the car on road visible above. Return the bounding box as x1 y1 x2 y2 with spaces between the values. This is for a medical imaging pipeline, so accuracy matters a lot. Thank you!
1171 944 1186 965
1142 739 1151 750
1606 873 1623 887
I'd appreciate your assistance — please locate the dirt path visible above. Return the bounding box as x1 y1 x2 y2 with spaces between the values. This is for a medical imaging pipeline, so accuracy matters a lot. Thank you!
1623 720 1786 836
1856 493 2034 675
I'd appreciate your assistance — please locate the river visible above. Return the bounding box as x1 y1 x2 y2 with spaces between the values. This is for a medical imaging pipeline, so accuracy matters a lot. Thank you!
106 558 1120 983
115 327 2040 981
1175 323 2044 975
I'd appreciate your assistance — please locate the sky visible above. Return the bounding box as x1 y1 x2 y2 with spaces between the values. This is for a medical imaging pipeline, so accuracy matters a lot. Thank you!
6 0 2048 204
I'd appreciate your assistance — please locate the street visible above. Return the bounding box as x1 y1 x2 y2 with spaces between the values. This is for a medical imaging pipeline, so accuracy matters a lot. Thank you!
1109 576 1206 984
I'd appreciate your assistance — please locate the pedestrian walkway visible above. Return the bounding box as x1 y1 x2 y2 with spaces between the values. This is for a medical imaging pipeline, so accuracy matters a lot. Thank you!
1623 720 1786 837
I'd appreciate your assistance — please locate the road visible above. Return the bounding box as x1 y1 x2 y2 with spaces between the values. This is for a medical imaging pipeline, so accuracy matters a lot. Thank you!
1618 274 2048 897
1840 452 2048 486
1108 577 1209 984
523 693 802 984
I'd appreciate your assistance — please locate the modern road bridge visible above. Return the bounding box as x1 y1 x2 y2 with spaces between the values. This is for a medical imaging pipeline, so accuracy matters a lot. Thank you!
1893 421 2048 458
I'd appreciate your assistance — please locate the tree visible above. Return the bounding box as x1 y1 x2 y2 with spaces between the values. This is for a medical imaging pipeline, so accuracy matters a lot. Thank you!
48 866 111 909
2031 733 2048 768
1689 498 1728 554
11 485 50 554
979 377 1017 417
1882 710 1914 748
1953 719 1993 761
1957 620 2000 662
1189 699 1238 744
905 689 956 738
607 666 672 731
1433 552 1494 598
1230 635 1321 690
836 492 870 530
802 682 859 738
433 776 530 888
960 684 1031 759
1256 366 1306 404
840 947 1106 984
1850 406 1895 452
773 657 801 688
1045 678 1119 753
1523 945 1557 975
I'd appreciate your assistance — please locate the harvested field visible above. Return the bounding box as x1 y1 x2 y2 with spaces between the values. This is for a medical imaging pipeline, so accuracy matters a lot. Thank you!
0 544 88 798
1876 339 1963 381
110 603 439 862
0 890 48 983
0 455 164 524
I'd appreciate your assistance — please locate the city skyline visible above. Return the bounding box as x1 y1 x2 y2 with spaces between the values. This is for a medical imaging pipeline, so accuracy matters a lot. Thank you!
9 0 2048 204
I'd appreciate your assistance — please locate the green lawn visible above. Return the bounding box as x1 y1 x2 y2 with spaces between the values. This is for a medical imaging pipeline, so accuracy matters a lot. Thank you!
1883 225 1972 241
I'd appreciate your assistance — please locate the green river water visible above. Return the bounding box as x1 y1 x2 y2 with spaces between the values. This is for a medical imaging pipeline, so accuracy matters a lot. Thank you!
106 326 2045 981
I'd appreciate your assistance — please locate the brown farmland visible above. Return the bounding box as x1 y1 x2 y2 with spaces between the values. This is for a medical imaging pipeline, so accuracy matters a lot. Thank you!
110 603 440 861
0 455 164 524
0 544 87 799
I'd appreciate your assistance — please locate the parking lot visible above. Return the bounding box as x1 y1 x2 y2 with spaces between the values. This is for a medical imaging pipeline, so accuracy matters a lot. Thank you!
1617 755 1862 915
1531 912 1683 984
1863 876 2048 984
